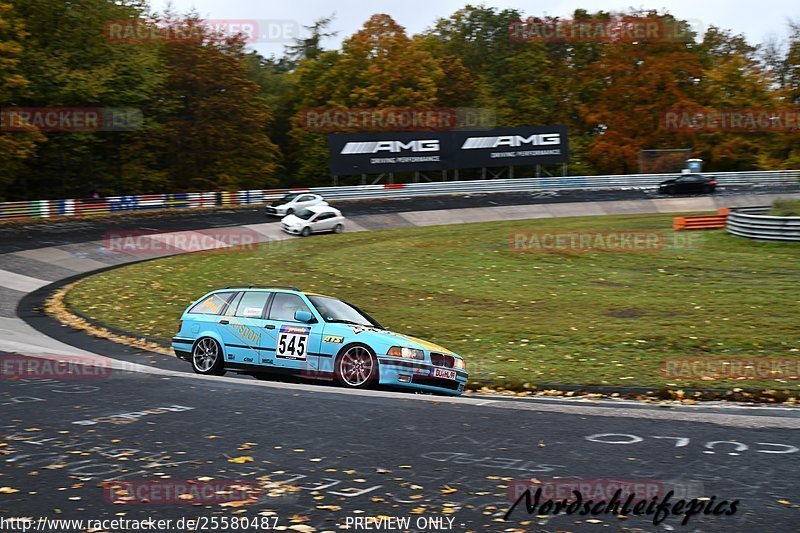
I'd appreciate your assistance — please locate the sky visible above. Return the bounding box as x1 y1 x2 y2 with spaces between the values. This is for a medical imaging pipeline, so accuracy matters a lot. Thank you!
152 0 799 57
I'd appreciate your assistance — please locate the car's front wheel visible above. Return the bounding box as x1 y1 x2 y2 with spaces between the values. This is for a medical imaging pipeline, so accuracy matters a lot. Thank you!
191 337 226 376
335 344 377 389
300 227 311 237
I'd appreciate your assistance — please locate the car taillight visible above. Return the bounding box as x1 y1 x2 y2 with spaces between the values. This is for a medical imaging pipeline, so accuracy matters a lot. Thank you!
177 321 182 334
709 180 717 185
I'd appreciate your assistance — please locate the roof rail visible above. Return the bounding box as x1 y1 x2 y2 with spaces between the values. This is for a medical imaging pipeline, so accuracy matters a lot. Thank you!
222 285 301 291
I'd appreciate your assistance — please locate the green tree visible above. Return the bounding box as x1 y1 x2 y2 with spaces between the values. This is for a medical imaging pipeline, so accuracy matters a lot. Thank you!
285 14 337 63
9 0 164 198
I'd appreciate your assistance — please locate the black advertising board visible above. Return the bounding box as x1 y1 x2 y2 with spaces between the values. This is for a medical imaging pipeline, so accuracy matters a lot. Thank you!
327 126 569 175
326 132 454 174
452 125 569 168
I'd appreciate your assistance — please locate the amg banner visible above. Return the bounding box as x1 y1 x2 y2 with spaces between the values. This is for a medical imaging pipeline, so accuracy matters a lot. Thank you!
453 125 568 168
327 132 455 174
327 126 568 174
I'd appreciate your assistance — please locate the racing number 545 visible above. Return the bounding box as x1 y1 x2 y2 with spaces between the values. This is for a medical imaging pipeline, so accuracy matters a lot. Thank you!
277 326 309 359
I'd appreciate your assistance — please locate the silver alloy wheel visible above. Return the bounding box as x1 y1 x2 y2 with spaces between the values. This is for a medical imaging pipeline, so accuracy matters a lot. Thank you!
334 224 343 234
301 226 311 237
193 338 218 372
338 346 374 387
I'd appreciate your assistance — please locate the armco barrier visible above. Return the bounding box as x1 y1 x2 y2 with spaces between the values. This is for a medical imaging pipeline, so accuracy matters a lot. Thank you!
727 207 800 242
1 170 798 221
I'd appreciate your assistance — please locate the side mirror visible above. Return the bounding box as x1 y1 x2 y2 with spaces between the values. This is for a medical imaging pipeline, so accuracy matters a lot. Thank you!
295 310 314 323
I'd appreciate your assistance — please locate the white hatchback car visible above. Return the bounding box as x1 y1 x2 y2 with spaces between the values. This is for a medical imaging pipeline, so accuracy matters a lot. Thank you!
281 205 346 237
265 193 326 217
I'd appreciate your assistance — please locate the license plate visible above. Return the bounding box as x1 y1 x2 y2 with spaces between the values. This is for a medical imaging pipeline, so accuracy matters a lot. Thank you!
433 368 456 380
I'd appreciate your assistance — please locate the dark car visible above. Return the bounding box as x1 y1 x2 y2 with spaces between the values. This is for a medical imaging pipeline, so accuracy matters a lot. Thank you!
658 174 717 195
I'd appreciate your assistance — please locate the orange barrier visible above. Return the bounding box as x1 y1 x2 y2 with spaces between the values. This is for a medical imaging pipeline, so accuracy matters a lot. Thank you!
674 208 730 230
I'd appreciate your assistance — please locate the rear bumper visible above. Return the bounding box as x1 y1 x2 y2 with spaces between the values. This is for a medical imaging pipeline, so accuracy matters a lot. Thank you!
171 337 193 362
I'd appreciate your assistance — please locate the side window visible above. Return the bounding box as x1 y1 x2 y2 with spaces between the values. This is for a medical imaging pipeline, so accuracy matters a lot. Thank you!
223 292 243 316
268 293 312 322
316 212 333 221
189 292 235 315
299 195 315 202
234 291 271 319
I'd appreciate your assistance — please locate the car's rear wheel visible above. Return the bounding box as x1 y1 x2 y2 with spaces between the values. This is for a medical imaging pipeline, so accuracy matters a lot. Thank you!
664 185 676 195
192 337 226 376
335 344 377 389
333 224 343 234
300 227 311 237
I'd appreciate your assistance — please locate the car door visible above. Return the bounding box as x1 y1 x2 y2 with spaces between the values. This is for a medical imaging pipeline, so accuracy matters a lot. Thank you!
263 292 322 372
220 290 273 366
313 212 335 232
681 175 702 193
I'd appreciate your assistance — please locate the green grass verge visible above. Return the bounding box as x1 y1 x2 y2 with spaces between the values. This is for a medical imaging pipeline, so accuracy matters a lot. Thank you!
66 212 800 390
769 199 800 217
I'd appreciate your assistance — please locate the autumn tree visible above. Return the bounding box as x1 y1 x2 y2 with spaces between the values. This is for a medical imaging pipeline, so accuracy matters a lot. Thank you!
287 14 446 184
150 20 280 191
577 11 705 174
694 27 782 170
0 1 42 199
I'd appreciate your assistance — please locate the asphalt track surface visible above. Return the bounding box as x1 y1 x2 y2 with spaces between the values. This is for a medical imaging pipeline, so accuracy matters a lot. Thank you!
2 185 799 532
2 354 799 533
0 184 796 254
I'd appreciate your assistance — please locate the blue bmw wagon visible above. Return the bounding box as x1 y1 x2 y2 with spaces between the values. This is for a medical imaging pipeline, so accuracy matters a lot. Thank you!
172 286 468 395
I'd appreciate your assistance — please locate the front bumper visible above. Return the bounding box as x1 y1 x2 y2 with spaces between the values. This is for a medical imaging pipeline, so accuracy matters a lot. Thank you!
265 206 287 216
281 223 302 235
377 357 468 396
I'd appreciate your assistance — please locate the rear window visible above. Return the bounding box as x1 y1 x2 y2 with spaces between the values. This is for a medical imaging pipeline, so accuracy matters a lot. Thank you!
188 292 235 315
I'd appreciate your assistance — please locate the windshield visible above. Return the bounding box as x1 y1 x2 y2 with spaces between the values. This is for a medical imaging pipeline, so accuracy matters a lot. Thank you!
272 193 299 206
294 208 316 220
308 296 383 328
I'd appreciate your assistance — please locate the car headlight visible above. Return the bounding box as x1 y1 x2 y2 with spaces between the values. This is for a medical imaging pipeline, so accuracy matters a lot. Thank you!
388 346 424 360
454 358 466 370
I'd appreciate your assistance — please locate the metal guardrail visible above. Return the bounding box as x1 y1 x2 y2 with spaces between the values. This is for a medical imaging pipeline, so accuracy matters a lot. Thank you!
727 207 800 242
1 169 798 221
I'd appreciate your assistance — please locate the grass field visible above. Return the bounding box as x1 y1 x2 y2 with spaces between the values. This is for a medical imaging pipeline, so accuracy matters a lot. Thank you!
66 213 800 390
